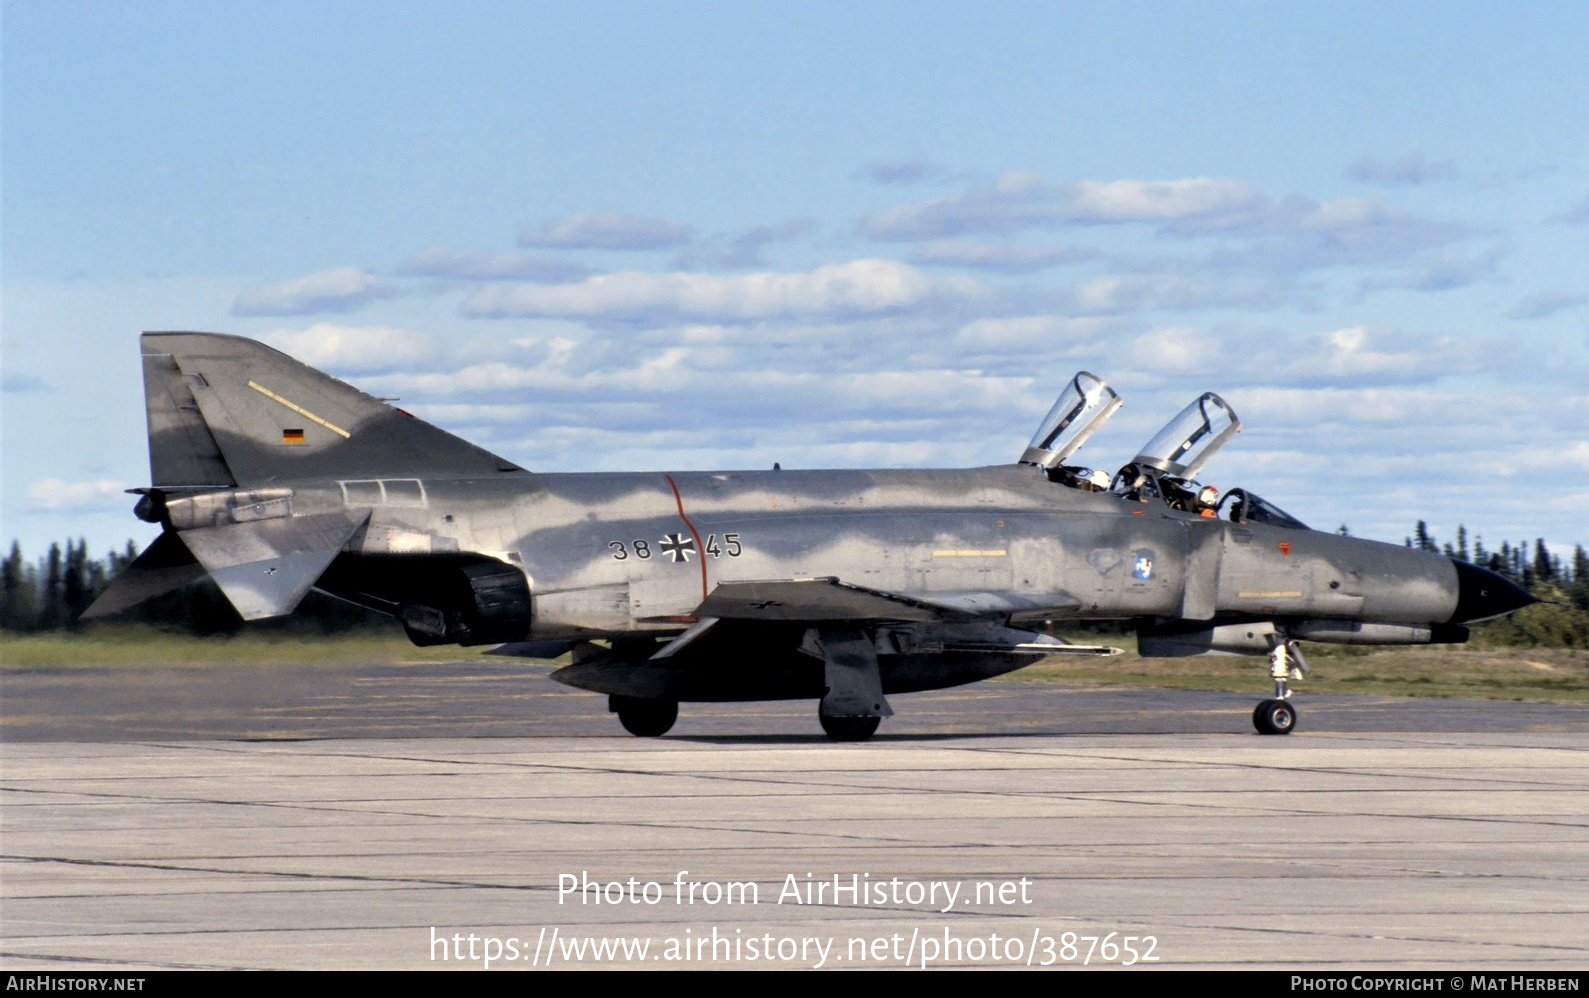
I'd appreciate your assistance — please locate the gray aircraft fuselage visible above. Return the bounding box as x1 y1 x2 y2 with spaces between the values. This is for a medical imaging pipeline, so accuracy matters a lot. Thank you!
92 332 1534 738
311 465 1458 639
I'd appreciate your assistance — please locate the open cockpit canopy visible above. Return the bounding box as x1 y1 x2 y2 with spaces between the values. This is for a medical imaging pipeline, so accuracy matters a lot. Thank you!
1019 371 1123 472
1023 380 1311 528
1129 391 1240 479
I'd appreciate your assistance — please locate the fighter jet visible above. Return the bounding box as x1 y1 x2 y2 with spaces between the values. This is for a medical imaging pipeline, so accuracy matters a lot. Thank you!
87 332 1535 739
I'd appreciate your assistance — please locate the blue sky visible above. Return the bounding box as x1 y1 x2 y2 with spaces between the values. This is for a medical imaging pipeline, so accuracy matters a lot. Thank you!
4 0 1586 567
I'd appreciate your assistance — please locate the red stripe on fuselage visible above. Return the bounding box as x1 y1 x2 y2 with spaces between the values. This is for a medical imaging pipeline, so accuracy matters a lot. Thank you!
664 473 710 601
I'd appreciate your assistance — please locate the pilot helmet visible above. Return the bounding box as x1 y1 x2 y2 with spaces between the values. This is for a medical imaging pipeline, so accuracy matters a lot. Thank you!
1080 468 1110 492
1196 484 1219 508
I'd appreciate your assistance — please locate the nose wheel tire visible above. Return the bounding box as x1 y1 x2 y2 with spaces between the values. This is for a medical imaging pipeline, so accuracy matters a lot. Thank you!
612 696 678 737
1253 698 1297 735
819 713 881 741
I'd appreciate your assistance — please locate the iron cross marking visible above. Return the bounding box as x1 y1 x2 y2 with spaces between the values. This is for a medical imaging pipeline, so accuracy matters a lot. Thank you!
659 533 696 563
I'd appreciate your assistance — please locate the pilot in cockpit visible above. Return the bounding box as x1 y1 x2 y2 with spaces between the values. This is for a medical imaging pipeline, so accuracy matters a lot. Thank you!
1054 466 1111 492
1157 475 1216 513
1111 463 1153 502
1161 475 1198 510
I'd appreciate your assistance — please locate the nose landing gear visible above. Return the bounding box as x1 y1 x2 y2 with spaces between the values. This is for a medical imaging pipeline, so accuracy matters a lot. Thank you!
1253 697 1297 735
1254 637 1308 735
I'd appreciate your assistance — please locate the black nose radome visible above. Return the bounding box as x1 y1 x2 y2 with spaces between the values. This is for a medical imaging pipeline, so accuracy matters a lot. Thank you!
1449 559 1537 623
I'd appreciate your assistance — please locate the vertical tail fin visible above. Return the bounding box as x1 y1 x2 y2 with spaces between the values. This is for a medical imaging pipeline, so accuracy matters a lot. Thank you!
141 331 524 487
87 332 530 623
144 347 237 488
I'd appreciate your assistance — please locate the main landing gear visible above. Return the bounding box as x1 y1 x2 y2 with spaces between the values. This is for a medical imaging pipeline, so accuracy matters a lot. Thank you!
1253 637 1307 735
814 626 891 742
610 695 678 737
606 624 898 741
608 698 885 740
819 712 881 741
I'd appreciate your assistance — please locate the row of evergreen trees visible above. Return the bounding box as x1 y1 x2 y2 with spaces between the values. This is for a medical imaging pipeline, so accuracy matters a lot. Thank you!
1 540 133 633
1403 520 1589 601
3 528 1587 638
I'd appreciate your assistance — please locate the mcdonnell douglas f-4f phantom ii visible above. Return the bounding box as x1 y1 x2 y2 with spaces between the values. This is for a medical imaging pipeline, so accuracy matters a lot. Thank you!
88 332 1535 739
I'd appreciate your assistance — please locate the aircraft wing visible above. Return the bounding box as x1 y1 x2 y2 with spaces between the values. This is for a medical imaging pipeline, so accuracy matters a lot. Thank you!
691 577 978 623
558 577 1116 701
643 577 971 666
690 577 1083 624
642 578 1097 661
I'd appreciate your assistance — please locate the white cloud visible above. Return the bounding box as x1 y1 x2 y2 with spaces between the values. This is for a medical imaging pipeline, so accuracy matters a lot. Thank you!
259 324 436 373
1309 326 1434 379
1127 324 1482 388
863 172 1267 240
1345 152 1451 186
673 219 814 269
954 315 1110 350
1066 273 1285 315
1235 385 1461 427
460 259 977 322
1562 441 1589 471
864 174 1466 281
376 352 1031 423
233 267 400 316
27 478 130 511
911 240 1094 272
1506 289 1589 320
1128 326 1222 375
2 371 51 393
1300 198 1404 231
1067 179 1264 224
396 246 598 283
519 212 693 250
1164 192 1458 252
1393 248 1499 292
867 160 932 184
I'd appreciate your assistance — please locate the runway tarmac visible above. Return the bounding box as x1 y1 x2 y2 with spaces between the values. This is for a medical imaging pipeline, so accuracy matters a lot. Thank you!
3 661 1587 970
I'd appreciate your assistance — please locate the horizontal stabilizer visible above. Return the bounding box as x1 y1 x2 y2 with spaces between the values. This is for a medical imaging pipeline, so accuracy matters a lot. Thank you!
80 531 206 619
178 511 370 620
694 578 975 623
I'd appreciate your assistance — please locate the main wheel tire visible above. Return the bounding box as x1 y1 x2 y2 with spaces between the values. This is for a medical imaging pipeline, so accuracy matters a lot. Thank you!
613 696 678 737
819 713 881 742
1252 698 1297 736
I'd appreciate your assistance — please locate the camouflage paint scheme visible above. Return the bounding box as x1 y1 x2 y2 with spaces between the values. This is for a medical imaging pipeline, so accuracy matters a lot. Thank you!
89 333 1534 739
